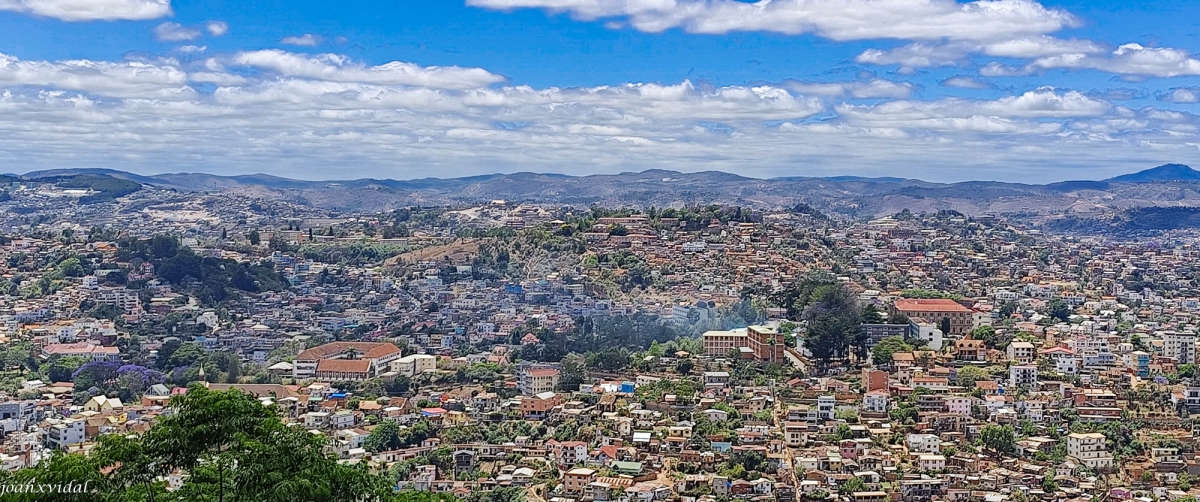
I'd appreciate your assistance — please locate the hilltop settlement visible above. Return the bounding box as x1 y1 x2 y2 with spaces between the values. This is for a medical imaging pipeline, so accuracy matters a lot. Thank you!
1 174 1200 502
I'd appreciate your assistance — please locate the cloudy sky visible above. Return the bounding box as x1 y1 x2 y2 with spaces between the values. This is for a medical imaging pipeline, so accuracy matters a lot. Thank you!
2 0 1200 182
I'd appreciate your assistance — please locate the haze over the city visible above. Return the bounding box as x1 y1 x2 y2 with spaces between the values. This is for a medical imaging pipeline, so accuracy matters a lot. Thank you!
2 0 1200 182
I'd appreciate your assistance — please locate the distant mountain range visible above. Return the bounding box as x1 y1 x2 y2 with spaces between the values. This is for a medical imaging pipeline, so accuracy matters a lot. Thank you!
1105 164 1200 183
12 164 1200 223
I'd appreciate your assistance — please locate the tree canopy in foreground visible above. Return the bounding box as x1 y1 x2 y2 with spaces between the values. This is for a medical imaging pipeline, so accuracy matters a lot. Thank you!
0 385 457 502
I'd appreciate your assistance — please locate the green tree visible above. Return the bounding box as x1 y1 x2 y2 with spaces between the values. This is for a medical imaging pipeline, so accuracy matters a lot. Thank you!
802 283 863 365
971 325 998 348
835 424 853 440
1048 299 1071 322
861 304 886 324
1042 471 1058 492
675 359 695 375
956 365 989 388
364 420 402 452
56 257 85 277
1179 364 1196 379
841 477 866 495
17 385 406 502
871 336 912 366
979 424 1016 456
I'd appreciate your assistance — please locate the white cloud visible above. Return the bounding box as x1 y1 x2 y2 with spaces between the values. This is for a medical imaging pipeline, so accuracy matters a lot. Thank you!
1030 43 1200 78
225 50 508 89
783 79 915 99
475 0 1200 82
979 61 1032 77
981 36 1101 58
0 0 170 21
0 51 192 99
468 0 1076 42
154 22 202 42
281 34 321 47
206 21 228 37
175 45 207 54
856 42 972 70
981 88 1110 118
849 79 916 99
0 49 1197 181
835 88 1110 136
1159 88 1200 104
940 75 992 89
857 36 1102 71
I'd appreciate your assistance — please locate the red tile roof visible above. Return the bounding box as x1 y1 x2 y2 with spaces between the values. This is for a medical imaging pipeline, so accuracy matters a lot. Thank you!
297 342 400 361
894 299 971 313
315 359 371 374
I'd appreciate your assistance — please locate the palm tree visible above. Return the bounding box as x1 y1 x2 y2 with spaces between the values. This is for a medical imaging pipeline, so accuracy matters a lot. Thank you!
345 347 359 360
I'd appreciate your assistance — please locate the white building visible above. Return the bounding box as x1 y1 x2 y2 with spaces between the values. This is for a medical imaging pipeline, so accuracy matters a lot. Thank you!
862 391 889 413
1067 432 1113 470
330 410 355 430
1162 331 1197 365
944 396 973 416
910 321 944 351
918 454 946 471
93 288 141 314
1009 365 1038 389
816 395 835 421
517 364 560 396
906 433 941 454
392 354 437 377
46 419 85 450
1007 341 1036 364
196 311 219 328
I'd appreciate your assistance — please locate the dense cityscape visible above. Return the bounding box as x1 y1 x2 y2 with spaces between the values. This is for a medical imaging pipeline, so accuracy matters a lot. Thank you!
8 0 1200 500
0 172 1198 502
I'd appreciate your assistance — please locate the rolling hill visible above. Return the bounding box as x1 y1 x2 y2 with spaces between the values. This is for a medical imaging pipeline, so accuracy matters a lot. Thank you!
12 164 1200 222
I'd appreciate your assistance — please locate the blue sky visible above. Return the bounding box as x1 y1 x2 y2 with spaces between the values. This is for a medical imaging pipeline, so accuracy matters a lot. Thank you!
1 0 1200 182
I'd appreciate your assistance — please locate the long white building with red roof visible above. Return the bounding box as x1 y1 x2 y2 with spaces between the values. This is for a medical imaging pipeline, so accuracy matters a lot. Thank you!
292 342 402 381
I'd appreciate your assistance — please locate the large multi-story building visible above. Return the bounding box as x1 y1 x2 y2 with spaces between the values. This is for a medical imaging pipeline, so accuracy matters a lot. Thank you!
93 288 142 315
701 325 785 363
891 299 973 336
1009 365 1038 389
1006 341 1037 364
516 362 560 395
746 325 785 363
1162 331 1197 365
861 323 911 349
702 328 748 357
292 342 402 381
1067 432 1114 469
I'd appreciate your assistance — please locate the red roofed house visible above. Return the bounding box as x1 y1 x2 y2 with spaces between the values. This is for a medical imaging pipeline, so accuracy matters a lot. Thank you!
292 342 402 381
954 336 987 362
892 298 973 336
41 342 120 362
